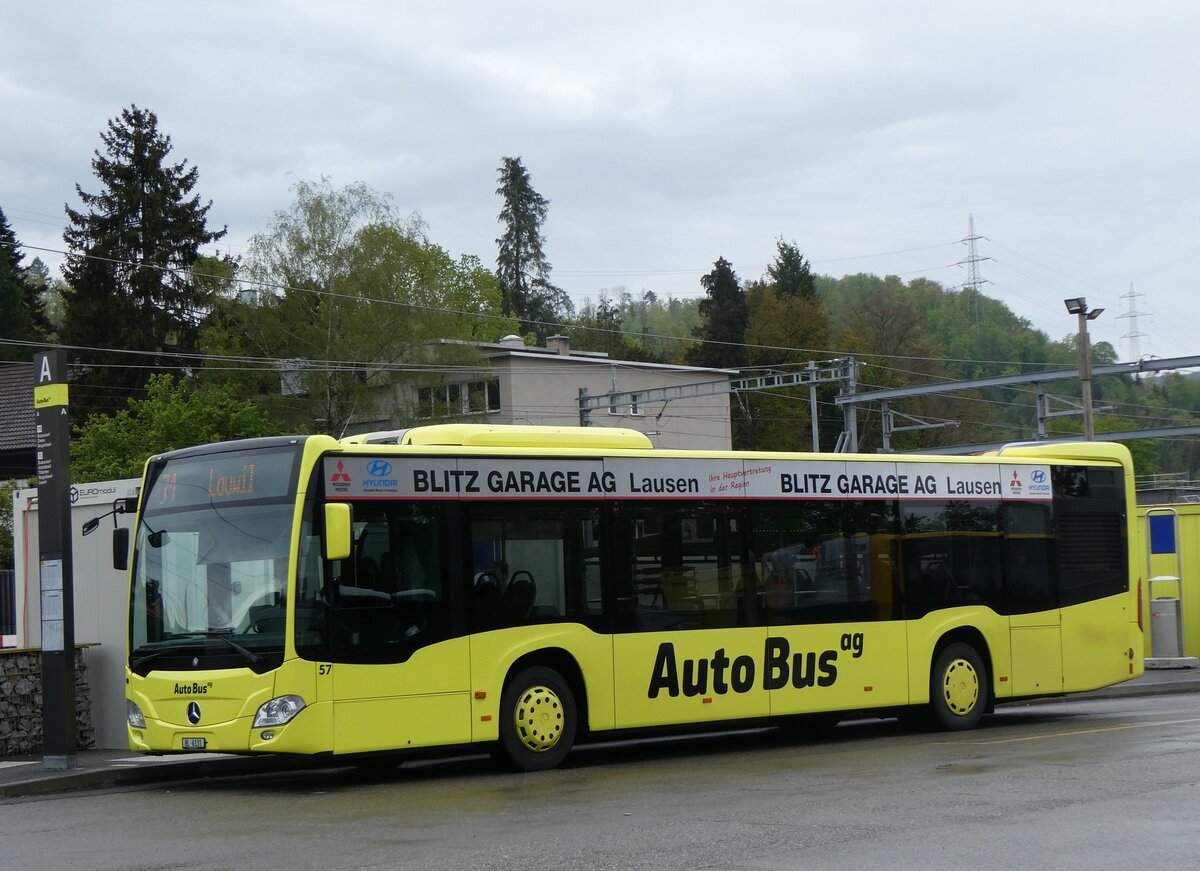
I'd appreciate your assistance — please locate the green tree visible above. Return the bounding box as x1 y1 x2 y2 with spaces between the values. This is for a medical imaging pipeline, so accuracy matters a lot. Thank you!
0 206 47 360
203 178 513 435
738 279 834 450
71 374 280 481
0 478 20 569
686 258 748 370
603 288 700 363
569 292 651 360
495 156 571 336
768 239 817 301
21 257 66 339
62 105 229 415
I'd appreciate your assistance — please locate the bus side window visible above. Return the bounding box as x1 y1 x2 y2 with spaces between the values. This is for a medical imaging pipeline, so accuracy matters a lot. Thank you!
466 505 604 632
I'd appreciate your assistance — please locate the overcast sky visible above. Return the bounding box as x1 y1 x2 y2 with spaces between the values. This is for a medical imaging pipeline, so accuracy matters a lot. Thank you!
4 2 1199 365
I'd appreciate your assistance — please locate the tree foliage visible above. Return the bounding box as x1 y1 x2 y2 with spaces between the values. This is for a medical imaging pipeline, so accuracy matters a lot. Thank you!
591 288 700 363
62 105 229 415
0 478 19 569
0 206 47 360
202 178 513 435
767 239 817 301
495 157 572 336
21 257 66 340
569 292 654 360
738 279 834 450
71 374 280 481
686 258 748 370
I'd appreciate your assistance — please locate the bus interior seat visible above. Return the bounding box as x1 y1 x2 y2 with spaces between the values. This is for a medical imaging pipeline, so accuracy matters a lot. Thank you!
356 555 380 591
497 571 536 624
472 571 502 627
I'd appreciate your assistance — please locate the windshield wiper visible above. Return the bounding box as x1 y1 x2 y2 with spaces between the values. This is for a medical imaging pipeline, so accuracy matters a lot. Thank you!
131 631 262 669
130 647 182 669
195 630 262 665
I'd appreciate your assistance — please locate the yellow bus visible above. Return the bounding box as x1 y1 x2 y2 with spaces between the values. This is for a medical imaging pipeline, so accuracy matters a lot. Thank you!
120 425 1142 771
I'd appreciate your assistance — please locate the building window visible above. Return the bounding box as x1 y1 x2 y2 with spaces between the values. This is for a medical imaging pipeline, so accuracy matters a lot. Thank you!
415 379 501 419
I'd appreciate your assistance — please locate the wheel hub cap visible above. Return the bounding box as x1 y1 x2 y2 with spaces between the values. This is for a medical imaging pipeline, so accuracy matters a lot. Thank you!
942 658 979 715
514 685 564 752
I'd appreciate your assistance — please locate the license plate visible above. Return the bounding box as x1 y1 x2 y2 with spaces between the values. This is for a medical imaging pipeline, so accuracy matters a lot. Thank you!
181 737 206 750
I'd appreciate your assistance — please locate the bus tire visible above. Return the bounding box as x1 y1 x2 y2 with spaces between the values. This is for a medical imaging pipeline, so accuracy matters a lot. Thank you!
929 642 987 730
498 666 577 772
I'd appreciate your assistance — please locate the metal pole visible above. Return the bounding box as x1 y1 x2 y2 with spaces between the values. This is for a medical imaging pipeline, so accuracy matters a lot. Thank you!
807 360 819 452
1035 383 1048 439
33 350 77 770
1078 311 1095 440
841 358 859 453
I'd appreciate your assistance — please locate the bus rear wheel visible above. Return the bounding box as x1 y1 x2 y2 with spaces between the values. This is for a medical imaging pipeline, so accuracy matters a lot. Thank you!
498 666 577 772
930 642 987 730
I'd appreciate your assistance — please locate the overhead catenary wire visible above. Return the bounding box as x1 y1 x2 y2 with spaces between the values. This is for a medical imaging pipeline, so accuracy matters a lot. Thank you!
1 239 1112 372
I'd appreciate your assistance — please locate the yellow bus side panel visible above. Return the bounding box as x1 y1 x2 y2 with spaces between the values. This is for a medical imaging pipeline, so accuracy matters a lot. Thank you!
331 638 471 754
1010 626 1063 696
905 608 1012 705
335 694 471 754
468 625 615 743
613 628 770 729
766 622 910 715
1061 594 1140 692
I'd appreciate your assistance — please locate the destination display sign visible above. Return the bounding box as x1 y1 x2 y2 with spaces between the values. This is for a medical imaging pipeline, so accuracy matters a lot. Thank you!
324 456 1055 502
149 448 301 510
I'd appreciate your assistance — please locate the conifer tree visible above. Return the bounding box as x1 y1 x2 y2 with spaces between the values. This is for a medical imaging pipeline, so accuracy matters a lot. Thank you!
0 206 46 360
495 156 571 336
62 105 227 413
686 257 748 370
768 239 816 301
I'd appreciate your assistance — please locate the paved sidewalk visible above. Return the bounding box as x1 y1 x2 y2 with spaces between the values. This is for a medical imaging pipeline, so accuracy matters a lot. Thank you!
0 749 315 799
3 666 1198 800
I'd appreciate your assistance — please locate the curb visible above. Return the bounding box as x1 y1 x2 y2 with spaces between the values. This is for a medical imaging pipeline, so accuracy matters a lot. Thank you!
0 754 308 800
1000 678 1200 707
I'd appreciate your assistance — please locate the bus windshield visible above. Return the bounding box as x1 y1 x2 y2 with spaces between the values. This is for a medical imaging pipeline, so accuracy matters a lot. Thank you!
128 445 301 673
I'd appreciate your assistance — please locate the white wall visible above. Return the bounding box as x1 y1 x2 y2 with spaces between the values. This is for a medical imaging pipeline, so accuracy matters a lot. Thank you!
11 479 140 749
492 354 734 450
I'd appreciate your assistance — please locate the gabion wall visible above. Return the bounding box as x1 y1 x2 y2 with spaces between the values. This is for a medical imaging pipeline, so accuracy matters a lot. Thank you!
0 648 95 757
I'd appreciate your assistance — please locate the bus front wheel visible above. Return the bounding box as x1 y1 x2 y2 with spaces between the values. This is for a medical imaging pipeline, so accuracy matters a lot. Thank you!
498 666 577 772
930 642 987 730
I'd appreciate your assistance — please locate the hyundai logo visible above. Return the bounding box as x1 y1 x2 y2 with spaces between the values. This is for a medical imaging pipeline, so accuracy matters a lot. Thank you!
1031 470 1047 484
366 460 392 477
187 701 202 725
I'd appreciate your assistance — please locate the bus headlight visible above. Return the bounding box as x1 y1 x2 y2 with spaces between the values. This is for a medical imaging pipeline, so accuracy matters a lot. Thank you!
253 695 306 728
127 700 146 729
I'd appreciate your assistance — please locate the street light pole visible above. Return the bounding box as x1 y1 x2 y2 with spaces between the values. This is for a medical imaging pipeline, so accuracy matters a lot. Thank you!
1064 297 1105 441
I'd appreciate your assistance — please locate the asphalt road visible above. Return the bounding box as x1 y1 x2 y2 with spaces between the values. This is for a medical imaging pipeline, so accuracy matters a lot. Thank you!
3 693 1200 871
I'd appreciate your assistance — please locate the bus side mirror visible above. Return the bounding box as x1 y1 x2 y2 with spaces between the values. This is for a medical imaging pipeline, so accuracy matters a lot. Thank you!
324 503 352 561
113 528 130 571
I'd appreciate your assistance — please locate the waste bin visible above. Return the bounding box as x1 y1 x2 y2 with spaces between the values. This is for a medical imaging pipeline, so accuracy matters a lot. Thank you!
1150 596 1182 658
